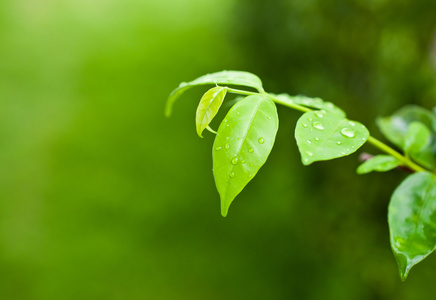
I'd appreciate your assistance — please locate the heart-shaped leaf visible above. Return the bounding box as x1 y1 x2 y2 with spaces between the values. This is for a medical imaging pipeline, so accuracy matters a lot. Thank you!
196 87 227 137
388 172 436 280
272 93 345 117
356 155 400 174
295 110 369 165
166 70 264 117
213 95 279 217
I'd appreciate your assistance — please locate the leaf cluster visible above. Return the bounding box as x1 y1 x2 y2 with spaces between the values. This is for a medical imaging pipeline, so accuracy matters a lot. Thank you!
167 70 436 280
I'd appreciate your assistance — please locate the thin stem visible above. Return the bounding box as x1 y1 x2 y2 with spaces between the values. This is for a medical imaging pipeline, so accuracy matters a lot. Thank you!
366 136 426 173
227 88 311 113
226 86 428 173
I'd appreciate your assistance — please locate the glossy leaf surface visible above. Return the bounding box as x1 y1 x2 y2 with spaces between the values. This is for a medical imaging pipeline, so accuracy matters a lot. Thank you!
273 93 345 117
404 121 430 155
166 71 263 117
388 172 436 280
356 155 400 174
196 87 227 137
295 111 369 165
213 95 278 217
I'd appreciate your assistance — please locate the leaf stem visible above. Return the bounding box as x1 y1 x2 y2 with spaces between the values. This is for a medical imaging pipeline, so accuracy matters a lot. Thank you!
227 86 427 173
366 136 426 173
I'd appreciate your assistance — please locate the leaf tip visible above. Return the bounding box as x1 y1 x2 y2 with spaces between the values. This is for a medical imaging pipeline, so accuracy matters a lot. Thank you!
221 206 229 217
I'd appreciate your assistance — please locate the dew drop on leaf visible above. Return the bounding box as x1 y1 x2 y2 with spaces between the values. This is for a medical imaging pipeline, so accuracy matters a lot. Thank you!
258 137 265 144
307 140 312 144
341 128 355 138
312 122 325 130
336 141 341 145
302 123 308 128
248 148 254 153
229 172 235 178
315 111 324 118
225 143 230 149
314 137 319 141
215 146 222 151
306 151 313 157
231 156 239 165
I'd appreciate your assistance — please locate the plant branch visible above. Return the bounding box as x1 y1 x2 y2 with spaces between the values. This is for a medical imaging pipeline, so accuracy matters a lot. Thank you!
226 86 428 173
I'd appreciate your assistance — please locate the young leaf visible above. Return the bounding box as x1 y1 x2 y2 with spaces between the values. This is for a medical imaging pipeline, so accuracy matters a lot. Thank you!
166 71 264 117
295 111 369 165
376 105 433 148
377 106 435 170
388 172 436 280
404 121 430 155
213 95 279 217
196 87 227 138
356 155 400 174
272 93 345 117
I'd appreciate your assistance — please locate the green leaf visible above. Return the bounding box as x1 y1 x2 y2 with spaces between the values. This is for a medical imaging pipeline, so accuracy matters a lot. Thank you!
376 105 433 148
377 105 435 170
272 93 346 117
165 70 264 117
404 121 431 155
432 107 436 132
388 172 436 280
295 111 369 165
213 95 279 217
196 87 227 138
356 155 400 174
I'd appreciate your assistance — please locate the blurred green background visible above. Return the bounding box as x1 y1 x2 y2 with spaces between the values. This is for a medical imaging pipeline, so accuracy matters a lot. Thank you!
1 0 436 299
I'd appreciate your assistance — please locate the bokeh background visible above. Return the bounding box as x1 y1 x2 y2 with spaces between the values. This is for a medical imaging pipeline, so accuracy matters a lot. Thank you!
1 0 436 299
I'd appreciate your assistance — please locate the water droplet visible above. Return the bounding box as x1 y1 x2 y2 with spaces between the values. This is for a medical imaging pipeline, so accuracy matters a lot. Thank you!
225 143 230 149
315 111 324 118
248 173 253 178
258 137 265 144
224 119 227 123
267 116 271 120
229 172 235 178
304 158 309 163
248 148 254 153
308 118 313 122
349 121 356 127
307 140 312 144
326 103 334 109
351 146 355 149
306 151 313 157
341 128 355 138
314 137 320 141
215 146 222 151
226 137 230 141
302 123 308 128
361 138 366 141
312 122 324 130
241 160 246 164
231 157 239 165
250 163 254 167
336 141 341 145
